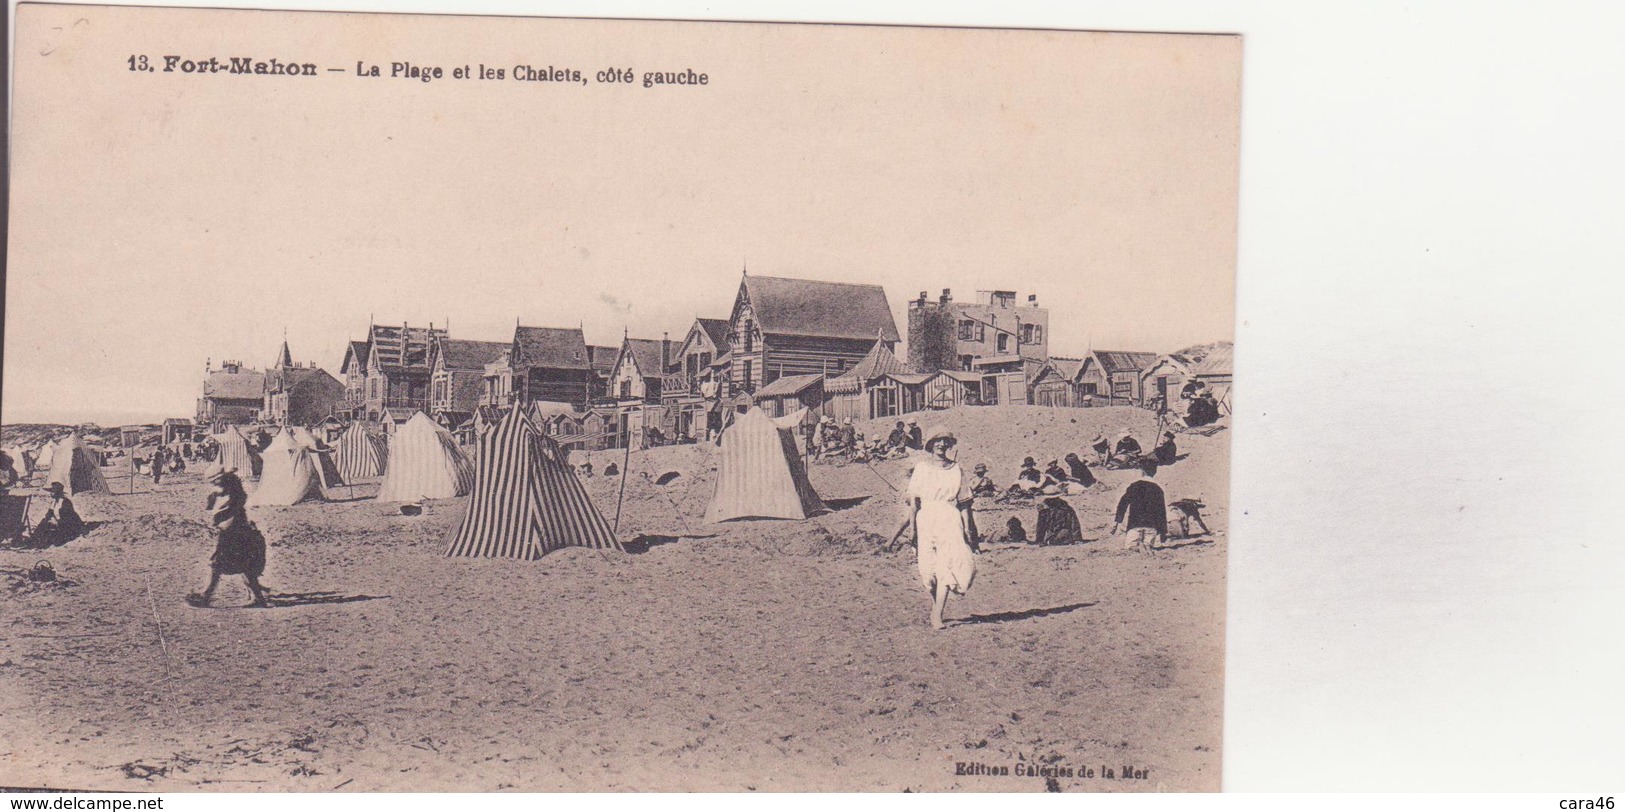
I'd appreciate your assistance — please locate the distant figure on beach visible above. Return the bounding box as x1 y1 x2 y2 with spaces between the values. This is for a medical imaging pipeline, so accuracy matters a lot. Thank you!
885 421 908 453
1091 433 1111 465
30 482 85 547
604 462 619 477
839 419 856 455
1064 453 1096 487
1113 458 1168 555
1035 496 1084 545
1112 431 1142 467
150 445 167 484
906 420 923 451
0 451 16 489
1153 432 1178 465
968 463 998 497
897 426 976 630
580 461 594 478
187 469 269 608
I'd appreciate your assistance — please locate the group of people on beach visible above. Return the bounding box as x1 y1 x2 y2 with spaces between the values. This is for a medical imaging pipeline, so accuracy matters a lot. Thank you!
890 423 1178 629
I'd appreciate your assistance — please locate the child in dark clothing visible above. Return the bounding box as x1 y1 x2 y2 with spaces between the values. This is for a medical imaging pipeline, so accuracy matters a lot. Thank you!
1112 458 1167 554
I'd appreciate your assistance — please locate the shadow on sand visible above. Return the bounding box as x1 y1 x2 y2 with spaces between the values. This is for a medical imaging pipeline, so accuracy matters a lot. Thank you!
953 601 1097 627
265 590 389 608
821 495 872 512
623 534 715 554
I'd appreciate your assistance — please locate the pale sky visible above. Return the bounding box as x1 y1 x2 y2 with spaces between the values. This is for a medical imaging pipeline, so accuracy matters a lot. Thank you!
5 6 1239 426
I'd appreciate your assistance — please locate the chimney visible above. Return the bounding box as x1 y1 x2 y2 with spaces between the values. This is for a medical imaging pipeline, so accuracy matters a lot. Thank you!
1028 294 1039 307
662 333 672 370
940 288 952 305
918 290 928 306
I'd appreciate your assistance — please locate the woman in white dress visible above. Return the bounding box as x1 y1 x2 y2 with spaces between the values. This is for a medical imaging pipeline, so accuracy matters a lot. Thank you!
901 425 977 629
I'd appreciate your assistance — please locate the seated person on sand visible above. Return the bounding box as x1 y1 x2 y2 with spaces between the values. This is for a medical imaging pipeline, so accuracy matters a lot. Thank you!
1090 433 1112 465
1112 431 1142 467
30 482 85 548
1043 459 1072 486
969 463 998 498
1035 496 1084 545
885 421 909 452
603 462 619 477
1154 432 1178 465
1064 452 1097 488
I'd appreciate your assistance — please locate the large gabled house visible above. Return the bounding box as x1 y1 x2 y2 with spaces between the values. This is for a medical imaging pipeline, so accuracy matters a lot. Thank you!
197 360 265 430
726 272 901 395
360 322 447 423
429 338 511 429
481 325 595 411
262 340 344 426
338 340 371 420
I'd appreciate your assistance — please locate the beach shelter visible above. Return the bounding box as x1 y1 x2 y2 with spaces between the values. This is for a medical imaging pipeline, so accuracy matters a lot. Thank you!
287 426 345 487
212 427 263 478
333 423 388 480
46 435 111 495
3 446 33 478
33 440 57 471
376 412 474 502
248 431 325 506
446 407 620 560
705 407 825 523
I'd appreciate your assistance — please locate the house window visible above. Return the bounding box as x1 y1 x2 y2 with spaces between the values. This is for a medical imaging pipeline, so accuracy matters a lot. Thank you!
959 355 974 371
976 323 985 342
1079 382 1098 396
620 380 632 399
1022 324 1043 344
958 320 975 341
742 320 755 353
742 359 754 388
997 334 1009 353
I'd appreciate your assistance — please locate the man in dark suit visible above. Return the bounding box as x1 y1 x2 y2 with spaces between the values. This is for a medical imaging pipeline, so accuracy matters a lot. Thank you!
1112 458 1167 554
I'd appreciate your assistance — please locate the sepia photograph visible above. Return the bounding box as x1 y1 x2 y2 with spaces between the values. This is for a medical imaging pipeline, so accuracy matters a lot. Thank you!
1 3 1240 792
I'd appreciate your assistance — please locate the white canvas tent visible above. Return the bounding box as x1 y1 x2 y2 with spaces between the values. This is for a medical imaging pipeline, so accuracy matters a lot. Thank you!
705 407 825 522
46 435 111 495
376 412 474 502
248 431 325 506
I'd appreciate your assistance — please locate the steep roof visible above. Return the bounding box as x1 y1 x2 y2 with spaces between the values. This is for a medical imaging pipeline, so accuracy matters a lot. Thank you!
369 324 444 370
697 318 732 350
825 341 910 394
1192 344 1233 376
587 345 619 374
754 374 823 399
740 275 900 342
1089 350 1159 375
274 341 293 369
437 339 510 371
267 365 340 392
342 341 370 373
1046 357 1083 380
203 368 266 401
620 338 669 378
514 326 590 370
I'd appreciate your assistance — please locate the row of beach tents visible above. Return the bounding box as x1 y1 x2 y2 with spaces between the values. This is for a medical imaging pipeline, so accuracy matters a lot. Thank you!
7 405 824 560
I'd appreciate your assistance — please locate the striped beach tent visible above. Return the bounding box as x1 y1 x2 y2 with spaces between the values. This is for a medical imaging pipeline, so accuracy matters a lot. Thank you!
446 407 620 559
212 427 263 479
287 426 345 487
333 423 388 480
704 407 825 523
248 431 325 506
46 435 111 495
376 412 474 502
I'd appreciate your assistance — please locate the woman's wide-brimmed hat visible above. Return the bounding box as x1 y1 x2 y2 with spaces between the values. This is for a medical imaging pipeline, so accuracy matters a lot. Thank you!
46 481 65 493
922 425 956 448
1022 456 1037 467
205 467 239 486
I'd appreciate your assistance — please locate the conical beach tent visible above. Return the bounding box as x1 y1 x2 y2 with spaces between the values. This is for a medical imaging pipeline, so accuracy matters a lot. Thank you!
376 412 474 502
47 435 111 495
333 423 388 480
213 427 263 478
248 431 325 506
287 426 345 487
705 407 825 522
33 440 57 471
446 407 620 560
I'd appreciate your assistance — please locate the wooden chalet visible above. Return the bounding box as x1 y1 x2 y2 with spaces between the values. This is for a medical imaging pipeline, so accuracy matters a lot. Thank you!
824 340 912 422
753 373 825 419
921 370 985 410
482 325 596 410
1029 357 1084 408
726 273 901 395
338 340 370 420
196 360 265 429
360 323 446 422
263 341 344 426
429 338 511 429
1075 350 1159 406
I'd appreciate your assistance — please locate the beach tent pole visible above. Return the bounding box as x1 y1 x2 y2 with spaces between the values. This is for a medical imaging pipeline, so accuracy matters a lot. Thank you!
612 422 634 533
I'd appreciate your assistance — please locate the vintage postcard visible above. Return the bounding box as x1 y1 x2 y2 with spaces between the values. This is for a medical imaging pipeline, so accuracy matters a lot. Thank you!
1 4 1239 792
